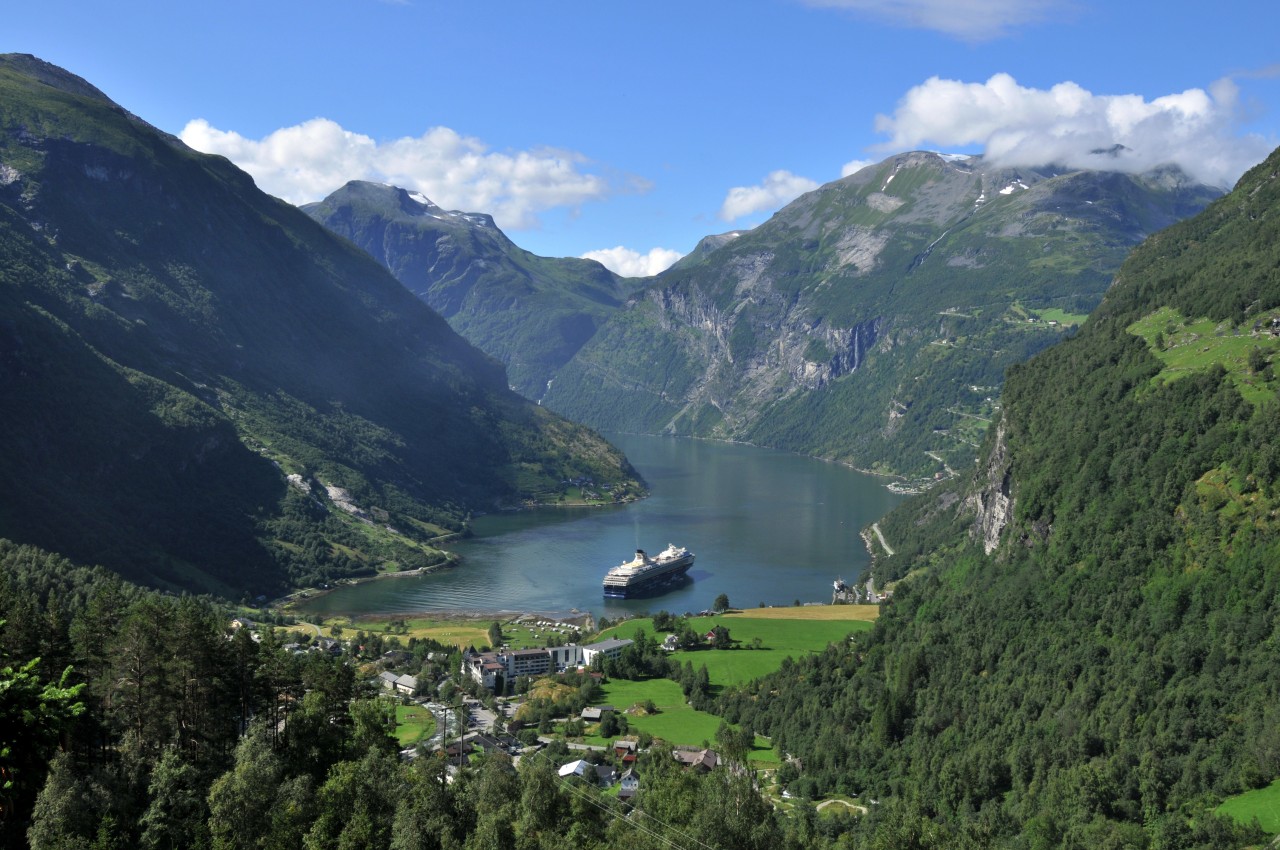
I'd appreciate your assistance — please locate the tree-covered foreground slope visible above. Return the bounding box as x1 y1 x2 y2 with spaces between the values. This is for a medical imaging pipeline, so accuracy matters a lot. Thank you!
0 55 641 597
0 541 785 850
303 181 641 400
717 148 1280 846
546 152 1220 483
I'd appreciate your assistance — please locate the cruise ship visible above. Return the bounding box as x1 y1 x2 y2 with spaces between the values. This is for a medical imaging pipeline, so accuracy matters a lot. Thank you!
601 544 695 598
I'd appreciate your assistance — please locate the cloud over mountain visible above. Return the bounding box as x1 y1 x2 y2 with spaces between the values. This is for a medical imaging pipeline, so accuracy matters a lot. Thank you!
720 170 820 222
580 246 683 278
874 73 1274 187
180 117 613 230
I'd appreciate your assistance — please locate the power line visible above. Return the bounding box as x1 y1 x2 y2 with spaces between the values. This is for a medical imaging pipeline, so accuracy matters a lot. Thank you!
523 748 726 850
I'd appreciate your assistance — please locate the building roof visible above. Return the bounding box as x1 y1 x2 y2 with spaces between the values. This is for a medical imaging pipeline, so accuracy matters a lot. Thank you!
558 759 591 777
673 747 719 770
584 638 633 653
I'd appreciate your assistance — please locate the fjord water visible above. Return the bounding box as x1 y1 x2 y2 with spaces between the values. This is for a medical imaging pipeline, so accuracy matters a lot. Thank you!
295 434 903 619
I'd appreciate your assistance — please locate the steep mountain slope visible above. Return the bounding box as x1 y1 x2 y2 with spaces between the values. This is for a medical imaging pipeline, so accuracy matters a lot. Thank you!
301 181 639 399
718 148 1280 846
0 55 642 596
545 152 1221 482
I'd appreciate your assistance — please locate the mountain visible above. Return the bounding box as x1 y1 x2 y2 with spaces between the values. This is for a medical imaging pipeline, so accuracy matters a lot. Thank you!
301 181 641 400
543 152 1222 483
717 147 1280 845
0 54 643 597
666 230 745 272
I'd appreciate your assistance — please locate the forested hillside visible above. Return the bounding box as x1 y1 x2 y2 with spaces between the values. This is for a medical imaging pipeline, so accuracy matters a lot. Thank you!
0 539 787 850
716 149 1280 846
0 55 642 597
302 182 640 400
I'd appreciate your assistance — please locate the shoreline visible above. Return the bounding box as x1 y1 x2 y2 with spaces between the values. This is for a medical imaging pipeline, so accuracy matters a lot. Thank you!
608 430 917 491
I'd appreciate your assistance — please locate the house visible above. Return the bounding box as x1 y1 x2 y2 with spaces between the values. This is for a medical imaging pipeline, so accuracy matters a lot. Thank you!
661 634 679 651
613 740 638 761
230 617 257 631
461 649 506 690
378 671 399 691
672 747 719 772
393 674 419 696
580 704 616 722
558 759 592 778
594 764 618 786
618 768 639 800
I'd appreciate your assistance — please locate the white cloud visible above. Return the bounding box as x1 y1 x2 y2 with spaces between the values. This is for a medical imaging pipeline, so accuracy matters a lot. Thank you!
841 158 877 178
873 73 1274 188
719 170 820 222
581 246 683 278
180 117 613 230
799 0 1066 41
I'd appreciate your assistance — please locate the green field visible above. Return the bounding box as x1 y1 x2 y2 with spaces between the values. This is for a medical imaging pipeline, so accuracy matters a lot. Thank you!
391 701 437 748
598 611 875 688
1128 307 1278 406
570 677 778 765
1217 779 1280 834
560 607 879 761
1028 307 1089 327
496 617 586 651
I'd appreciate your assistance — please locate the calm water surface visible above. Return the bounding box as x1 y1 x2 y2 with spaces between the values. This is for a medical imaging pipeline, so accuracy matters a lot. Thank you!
295 434 903 620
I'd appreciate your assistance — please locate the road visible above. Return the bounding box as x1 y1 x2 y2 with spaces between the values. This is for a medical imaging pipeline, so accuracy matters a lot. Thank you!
870 523 895 556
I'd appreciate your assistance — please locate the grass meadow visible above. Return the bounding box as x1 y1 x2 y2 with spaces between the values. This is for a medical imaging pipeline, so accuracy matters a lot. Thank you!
598 606 878 688
1217 778 1280 834
390 700 437 748
1128 306 1278 406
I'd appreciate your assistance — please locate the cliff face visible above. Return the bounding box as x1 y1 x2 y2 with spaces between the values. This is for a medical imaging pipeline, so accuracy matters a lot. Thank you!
545 152 1221 480
966 421 1014 554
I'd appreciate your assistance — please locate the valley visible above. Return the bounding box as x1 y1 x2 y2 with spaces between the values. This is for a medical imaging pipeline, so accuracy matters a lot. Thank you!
2 50 1279 850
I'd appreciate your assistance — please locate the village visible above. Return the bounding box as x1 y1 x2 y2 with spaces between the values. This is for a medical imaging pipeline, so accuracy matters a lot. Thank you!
231 602 882 807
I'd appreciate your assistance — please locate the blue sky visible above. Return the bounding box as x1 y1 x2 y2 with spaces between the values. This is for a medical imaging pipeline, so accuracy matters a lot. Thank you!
9 0 1280 275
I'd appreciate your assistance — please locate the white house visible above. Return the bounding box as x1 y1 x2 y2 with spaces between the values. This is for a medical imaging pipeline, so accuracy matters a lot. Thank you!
619 768 639 800
558 759 591 778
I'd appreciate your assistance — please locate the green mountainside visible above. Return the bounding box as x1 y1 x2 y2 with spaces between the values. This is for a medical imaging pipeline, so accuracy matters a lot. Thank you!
715 147 1280 845
544 152 1221 483
0 55 642 597
301 181 640 399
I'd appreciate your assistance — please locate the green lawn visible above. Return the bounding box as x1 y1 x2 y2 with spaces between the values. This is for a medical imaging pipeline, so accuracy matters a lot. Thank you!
1128 307 1278 406
570 609 873 764
1028 307 1089 327
558 677 777 765
391 701 436 748
1217 779 1280 835
497 617 584 651
598 613 874 688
